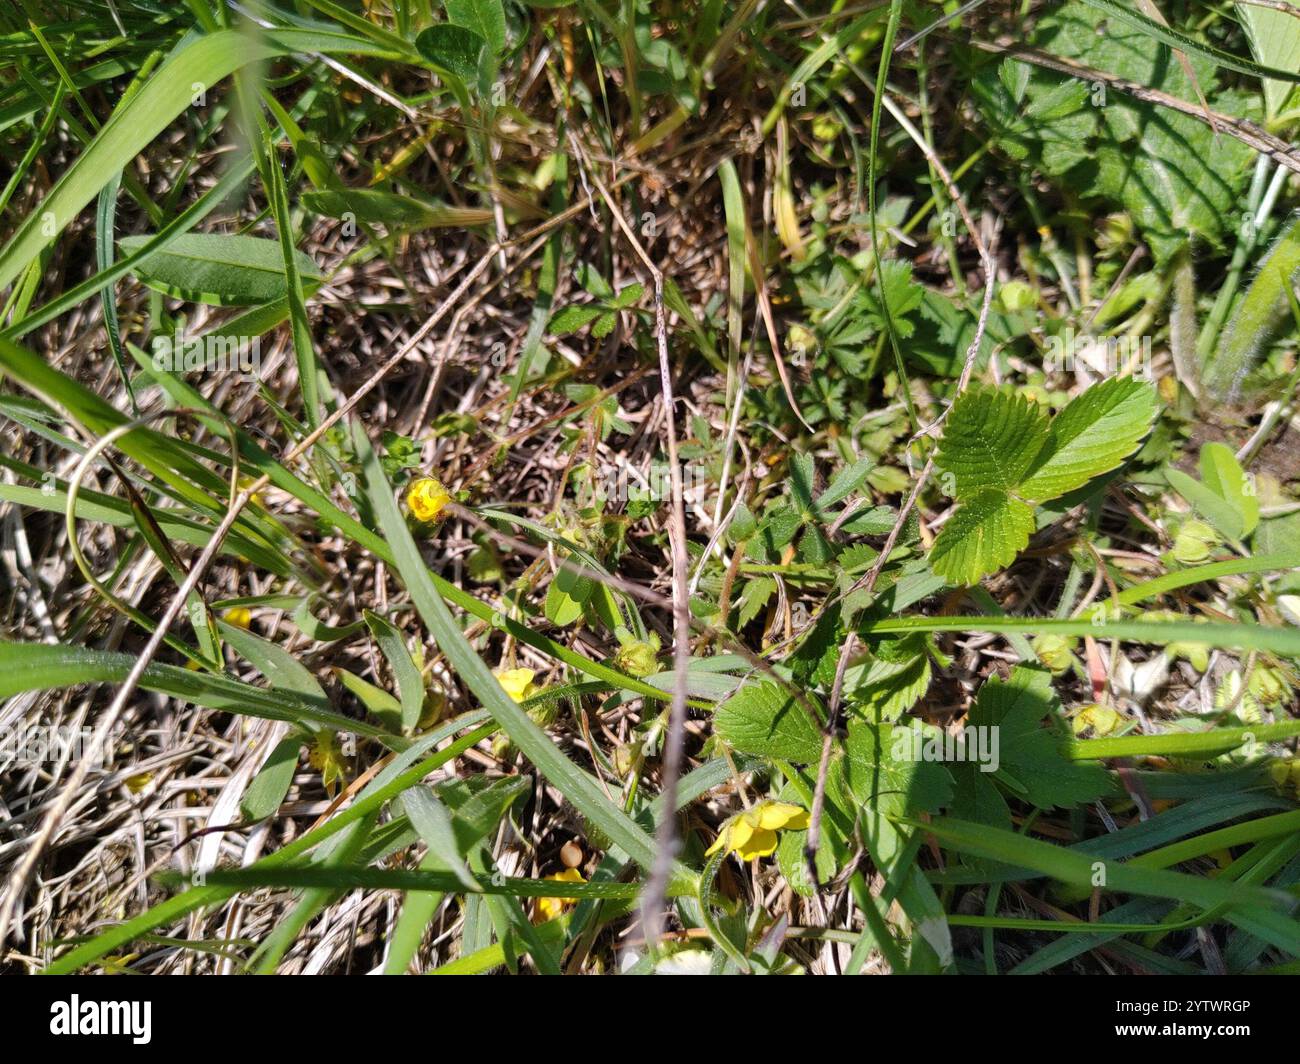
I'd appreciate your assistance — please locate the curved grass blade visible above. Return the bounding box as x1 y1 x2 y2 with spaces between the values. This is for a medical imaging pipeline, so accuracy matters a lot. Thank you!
0 28 401 294
354 419 687 886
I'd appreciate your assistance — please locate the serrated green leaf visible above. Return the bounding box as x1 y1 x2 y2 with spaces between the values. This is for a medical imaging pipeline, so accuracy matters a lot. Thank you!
969 666 1110 809
776 824 835 898
840 719 953 818
589 310 617 338
837 504 895 536
611 282 644 308
929 489 1035 586
1018 376 1157 501
847 653 932 722
714 681 823 763
734 577 775 629
935 388 1049 498
118 233 323 306
789 452 816 511
975 3 1255 263
815 456 875 511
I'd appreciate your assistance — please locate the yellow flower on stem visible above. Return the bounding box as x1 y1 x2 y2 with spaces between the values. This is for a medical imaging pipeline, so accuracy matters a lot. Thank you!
223 606 253 629
309 733 347 797
536 867 585 922
406 477 451 522
495 667 539 703
705 800 809 861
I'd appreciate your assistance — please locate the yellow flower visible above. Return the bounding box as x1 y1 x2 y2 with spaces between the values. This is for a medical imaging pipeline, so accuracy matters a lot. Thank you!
237 474 265 509
536 867 585 922
705 800 809 861
495 667 538 703
124 772 154 795
309 733 347 797
223 606 253 629
406 477 451 522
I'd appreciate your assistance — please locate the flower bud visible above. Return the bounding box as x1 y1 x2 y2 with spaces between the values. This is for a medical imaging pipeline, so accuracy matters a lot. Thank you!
406 477 451 522
1033 634 1076 675
1247 663 1289 707
1172 518 1218 564
615 639 660 678
998 280 1036 314
1072 702 1123 737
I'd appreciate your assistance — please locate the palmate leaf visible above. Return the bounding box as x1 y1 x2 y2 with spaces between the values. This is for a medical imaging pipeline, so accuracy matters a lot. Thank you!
714 680 823 764
839 719 953 819
930 378 1156 584
929 489 1035 586
935 388 1048 498
967 666 1109 810
1016 376 1158 501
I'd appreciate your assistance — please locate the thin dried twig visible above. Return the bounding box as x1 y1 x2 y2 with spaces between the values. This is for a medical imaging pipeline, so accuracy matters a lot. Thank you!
567 133 691 952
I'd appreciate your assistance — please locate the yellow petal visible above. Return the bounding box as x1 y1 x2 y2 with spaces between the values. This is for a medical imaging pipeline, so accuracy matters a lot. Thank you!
536 897 565 922
727 817 756 854
406 477 451 522
535 868 586 923
223 606 252 630
735 828 780 861
494 667 536 703
754 801 808 830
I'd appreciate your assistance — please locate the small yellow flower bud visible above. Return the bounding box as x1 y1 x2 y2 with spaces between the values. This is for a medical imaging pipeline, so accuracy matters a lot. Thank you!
309 733 347 797
1214 670 1261 723
1072 702 1123 737
998 280 1036 314
1033 634 1076 675
614 639 660 678
223 606 253 629
611 743 638 779
810 114 842 142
